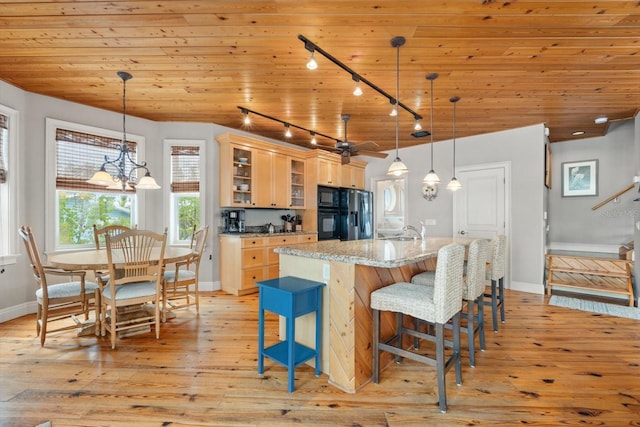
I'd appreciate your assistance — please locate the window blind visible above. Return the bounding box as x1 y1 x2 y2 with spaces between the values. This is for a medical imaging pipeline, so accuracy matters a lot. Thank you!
171 145 200 192
0 114 7 184
55 128 136 192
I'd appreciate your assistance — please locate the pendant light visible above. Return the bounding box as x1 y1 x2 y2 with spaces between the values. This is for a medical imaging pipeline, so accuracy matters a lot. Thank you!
87 71 160 191
423 73 440 186
446 96 462 191
386 36 409 177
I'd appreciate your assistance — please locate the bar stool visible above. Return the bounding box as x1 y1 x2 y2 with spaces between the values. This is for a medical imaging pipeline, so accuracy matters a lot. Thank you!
371 243 465 413
411 239 489 367
484 234 506 332
257 276 325 393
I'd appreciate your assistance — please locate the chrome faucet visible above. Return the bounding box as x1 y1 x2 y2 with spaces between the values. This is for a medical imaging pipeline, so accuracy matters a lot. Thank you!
402 225 422 240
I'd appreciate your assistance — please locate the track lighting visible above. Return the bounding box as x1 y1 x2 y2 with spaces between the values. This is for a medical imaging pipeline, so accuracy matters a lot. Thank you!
304 40 318 70
299 34 422 122
352 74 363 96
386 36 409 177
414 116 422 131
310 131 317 145
446 96 462 191
284 123 292 138
241 108 251 125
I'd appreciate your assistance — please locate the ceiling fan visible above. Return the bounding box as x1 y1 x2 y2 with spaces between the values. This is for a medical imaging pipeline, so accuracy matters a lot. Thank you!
330 114 389 164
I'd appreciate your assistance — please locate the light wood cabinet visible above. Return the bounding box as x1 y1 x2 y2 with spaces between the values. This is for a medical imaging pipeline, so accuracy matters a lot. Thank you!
219 233 318 295
217 133 308 209
290 157 306 208
341 163 366 189
317 156 341 187
254 150 289 208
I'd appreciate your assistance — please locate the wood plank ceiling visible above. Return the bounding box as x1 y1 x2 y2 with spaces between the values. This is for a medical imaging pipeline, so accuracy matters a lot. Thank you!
1 1 639 155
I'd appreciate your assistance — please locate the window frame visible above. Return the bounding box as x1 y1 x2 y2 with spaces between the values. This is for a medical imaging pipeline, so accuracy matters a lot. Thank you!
45 118 147 252
163 139 205 246
0 104 19 265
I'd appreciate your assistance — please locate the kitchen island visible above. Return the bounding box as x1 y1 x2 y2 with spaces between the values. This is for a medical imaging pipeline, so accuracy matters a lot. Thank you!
274 236 471 393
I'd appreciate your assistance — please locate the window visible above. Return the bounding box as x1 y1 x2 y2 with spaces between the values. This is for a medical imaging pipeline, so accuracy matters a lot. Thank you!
45 119 146 251
0 105 18 264
164 139 205 245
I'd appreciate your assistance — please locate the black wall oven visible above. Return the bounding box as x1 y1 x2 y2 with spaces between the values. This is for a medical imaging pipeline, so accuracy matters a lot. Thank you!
317 208 340 241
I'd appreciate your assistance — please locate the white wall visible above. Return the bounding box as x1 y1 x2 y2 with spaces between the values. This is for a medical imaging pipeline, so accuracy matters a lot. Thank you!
366 123 546 294
0 81 295 321
548 121 636 252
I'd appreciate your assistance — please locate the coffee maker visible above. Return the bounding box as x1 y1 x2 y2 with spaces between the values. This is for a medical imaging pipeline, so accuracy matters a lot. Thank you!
223 209 245 233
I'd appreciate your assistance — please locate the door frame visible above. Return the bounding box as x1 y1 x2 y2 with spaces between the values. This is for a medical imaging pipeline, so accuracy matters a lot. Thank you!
453 161 512 288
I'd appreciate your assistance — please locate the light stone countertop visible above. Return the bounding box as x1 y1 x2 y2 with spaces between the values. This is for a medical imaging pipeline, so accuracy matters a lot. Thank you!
274 236 472 268
219 231 317 238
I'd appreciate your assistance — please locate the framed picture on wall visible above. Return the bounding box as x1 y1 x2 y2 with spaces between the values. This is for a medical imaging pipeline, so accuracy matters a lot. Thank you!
561 159 598 197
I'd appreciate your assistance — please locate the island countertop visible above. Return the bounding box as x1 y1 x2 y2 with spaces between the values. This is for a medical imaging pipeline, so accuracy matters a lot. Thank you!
274 236 472 268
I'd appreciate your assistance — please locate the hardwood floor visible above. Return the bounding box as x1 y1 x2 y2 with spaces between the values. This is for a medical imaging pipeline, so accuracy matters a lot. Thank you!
1 290 639 426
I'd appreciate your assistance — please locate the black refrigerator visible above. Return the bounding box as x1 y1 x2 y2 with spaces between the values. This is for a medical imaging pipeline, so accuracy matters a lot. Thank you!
338 188 373 241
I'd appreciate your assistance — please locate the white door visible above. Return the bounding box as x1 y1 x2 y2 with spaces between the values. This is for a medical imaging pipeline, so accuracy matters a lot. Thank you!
453 163 507 239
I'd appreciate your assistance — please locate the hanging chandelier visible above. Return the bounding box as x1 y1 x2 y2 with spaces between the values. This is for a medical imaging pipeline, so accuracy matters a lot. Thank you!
446 96 462 191
87 71 160 191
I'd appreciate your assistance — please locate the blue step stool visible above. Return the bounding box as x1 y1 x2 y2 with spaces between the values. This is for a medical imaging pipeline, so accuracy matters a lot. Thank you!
257 276 326 393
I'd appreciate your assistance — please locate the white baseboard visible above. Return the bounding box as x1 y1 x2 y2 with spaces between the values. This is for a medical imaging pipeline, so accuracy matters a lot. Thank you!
547 242 620 254
0 281 222 324
510 280 544 295
0 301 36 323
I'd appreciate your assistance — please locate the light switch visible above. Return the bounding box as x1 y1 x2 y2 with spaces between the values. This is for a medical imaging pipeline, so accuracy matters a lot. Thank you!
323 263 330 280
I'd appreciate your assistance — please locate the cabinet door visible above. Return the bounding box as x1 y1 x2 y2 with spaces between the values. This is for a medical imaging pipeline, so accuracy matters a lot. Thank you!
254 150 289 208
290 158 305 208
232 146 253 207
342 164 365 189
318 158 340 186
253 150 272 207
271 153 289 208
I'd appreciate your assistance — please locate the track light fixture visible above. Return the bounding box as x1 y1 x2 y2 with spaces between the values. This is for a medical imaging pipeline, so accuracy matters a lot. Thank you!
414 115 422 131
298 34 422 122
304 41 318 70
241 108 251 125
352 74 363 96
386 36 409 177
284 123 292 138
446 96 462 192
238 106 354 150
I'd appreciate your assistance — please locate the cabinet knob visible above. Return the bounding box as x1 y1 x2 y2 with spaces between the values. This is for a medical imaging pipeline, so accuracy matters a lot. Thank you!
252 256 256 260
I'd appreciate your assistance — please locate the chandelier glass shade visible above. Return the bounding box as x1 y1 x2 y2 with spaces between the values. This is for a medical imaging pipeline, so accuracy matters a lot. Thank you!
87 71 160 191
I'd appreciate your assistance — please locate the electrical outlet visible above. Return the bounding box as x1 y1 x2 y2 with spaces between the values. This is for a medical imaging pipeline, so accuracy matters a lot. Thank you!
424 219 436 226
322 263 330 280
634 176 640 183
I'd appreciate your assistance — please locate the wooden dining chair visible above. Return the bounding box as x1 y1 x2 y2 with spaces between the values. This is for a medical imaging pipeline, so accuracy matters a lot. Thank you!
18 225 99 346
162 225 209 319
102 228 167 349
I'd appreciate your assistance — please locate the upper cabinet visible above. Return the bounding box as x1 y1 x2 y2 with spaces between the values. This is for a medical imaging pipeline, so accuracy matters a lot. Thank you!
341 163 366 189
305 151 341 188
217 133 311 209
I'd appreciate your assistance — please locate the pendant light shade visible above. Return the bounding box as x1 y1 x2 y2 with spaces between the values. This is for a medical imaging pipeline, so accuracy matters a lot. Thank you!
387 36 408 177
446 96 462 191
422 73 440 186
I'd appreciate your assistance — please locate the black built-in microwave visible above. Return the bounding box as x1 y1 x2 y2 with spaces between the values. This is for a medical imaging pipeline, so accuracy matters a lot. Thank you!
317 185 339 208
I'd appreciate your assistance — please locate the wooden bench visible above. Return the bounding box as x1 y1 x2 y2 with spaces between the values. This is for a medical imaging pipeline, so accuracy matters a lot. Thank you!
546 252 634 306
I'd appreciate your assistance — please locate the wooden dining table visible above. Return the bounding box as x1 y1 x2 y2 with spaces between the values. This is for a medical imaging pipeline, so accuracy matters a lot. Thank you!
47 246 194 336
47 246 194 271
